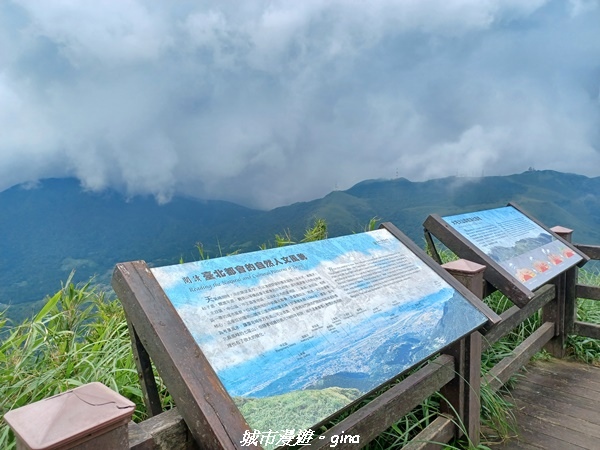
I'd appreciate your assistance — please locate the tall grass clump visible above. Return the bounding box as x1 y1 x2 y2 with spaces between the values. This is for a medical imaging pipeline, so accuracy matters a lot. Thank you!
0 274 169 449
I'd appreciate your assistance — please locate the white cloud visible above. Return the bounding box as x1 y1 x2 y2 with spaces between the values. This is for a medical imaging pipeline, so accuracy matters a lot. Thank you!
1 0 599 208
14 0 172 66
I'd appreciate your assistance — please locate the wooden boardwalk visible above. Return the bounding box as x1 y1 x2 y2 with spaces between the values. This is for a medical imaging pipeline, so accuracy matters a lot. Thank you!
488 358 600 450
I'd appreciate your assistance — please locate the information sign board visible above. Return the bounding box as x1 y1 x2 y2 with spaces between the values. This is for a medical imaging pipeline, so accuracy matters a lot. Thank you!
443 206 583 290
150 227 490 441
424 204 588 306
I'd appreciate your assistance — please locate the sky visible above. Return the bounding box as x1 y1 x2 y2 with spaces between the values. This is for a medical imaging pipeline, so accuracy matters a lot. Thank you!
1 0 600 209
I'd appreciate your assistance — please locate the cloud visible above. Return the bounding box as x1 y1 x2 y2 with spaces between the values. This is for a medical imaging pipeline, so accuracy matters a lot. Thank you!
1 0 599 208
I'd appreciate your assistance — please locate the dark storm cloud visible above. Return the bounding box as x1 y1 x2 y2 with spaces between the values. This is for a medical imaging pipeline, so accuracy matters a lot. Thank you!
1 0 599 208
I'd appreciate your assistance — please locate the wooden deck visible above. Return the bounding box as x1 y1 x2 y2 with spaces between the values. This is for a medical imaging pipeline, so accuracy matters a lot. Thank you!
488 358 600 450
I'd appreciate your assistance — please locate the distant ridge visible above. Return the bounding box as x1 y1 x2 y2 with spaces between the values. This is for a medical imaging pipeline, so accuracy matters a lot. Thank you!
1 170 598 320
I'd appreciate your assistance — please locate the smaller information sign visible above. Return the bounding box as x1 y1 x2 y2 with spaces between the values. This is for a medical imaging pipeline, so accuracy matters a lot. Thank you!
443 206 583 290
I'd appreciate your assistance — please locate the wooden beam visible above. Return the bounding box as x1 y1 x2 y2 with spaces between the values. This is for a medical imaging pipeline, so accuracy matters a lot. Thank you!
423 229 443 265
482 322 555 393
401 414 456 450
482 284 555 351
112 261 251 450
126 318 163 417
541 276 565 357
305 355 456 449
575 244 600 260
574 321 600 340
577 284 600 301
440 340 465 434
465 332 481 445
129 407 198 450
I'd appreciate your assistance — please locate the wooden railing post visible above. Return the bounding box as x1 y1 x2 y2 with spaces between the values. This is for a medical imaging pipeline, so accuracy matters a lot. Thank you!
126 317 163 417
439 333 481 447
550 227 578 336
440 259 484 446
542 226 576 357
441 260 486 300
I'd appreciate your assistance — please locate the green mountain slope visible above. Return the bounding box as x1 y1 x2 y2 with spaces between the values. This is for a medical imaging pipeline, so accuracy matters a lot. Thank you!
1 170 598 320
0 179 265 308
269 170 600 247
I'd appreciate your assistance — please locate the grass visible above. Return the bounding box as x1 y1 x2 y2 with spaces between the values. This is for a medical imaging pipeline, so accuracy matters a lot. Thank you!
0 275 172 449
1 232 599 449
567 267 600 364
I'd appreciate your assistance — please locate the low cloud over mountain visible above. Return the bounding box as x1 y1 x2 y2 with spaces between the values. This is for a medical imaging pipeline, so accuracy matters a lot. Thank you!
2 1 600 208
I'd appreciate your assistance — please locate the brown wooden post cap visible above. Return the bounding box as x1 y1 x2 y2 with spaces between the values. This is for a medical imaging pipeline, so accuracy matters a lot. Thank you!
441 259 486 274
550 225 573 234
4 382 135 450
442 259 487 300
551 225 574 242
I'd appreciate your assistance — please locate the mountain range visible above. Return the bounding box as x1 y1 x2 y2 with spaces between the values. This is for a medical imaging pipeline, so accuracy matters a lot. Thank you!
1 170 599 321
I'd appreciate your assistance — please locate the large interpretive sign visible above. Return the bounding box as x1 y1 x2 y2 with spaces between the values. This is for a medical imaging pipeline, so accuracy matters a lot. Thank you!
424 204 589 306
150 227 490 440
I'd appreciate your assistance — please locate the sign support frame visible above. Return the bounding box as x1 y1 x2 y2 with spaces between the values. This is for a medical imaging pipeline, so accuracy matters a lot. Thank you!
112 223 501 449
423 203 589 307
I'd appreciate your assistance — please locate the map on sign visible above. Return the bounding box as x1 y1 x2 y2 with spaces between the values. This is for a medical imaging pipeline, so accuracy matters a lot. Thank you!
443 206 583 290
151 229 487 441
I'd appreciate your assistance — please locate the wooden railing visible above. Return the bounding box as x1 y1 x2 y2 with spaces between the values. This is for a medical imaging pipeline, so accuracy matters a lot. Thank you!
126 235 600 449
128 351 467 450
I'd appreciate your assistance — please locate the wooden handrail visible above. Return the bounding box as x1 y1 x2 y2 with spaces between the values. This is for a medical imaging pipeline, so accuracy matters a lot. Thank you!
575 243 600 260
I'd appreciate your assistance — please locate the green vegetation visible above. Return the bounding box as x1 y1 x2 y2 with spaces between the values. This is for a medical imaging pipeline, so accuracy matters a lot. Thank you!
1 221 599 449
235 387 361 449
0 275 171 448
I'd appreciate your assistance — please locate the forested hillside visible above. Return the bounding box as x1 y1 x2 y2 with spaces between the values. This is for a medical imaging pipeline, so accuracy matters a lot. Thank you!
1 170 598 321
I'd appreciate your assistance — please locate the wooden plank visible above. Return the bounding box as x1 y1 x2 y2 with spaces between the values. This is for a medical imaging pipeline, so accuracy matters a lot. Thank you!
491 439 546 450
512 386 600 434
528 359 600 390
482 284 555 351
401 414 456 450
112 261 251 450
575 243 600 260
516 368 600 402
501 412 591 450
512 381 600 422
126 318 163 417
510 385 600 428
129 407 198 450
511 397 600 447
482 322 554 392
493 358 600 450
574 321 600 339
576 284 600 301
305 354 456 449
